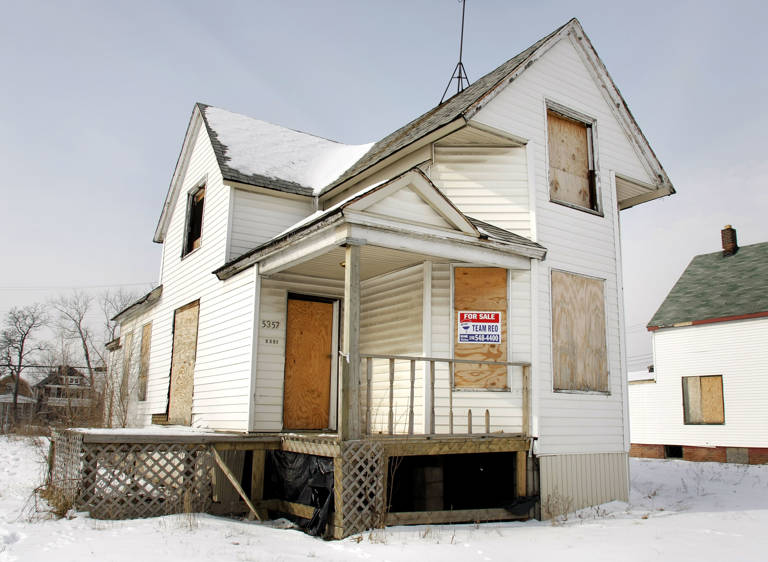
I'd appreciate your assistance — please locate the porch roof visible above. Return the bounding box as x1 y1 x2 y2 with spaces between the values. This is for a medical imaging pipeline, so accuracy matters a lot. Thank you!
214 169 546 281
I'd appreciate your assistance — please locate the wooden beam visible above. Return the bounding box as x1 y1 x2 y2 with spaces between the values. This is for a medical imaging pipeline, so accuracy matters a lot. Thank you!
340 243 362 440
516 450 527 498
210 447 260 521
386 508 527 526
522 365 531 437
377 436 529 457
250 450 267 520
258 499 316 520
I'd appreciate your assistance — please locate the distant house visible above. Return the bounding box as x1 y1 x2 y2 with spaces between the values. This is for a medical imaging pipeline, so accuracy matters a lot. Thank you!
35 366 95 422
629 227 768 464
0 374 36 426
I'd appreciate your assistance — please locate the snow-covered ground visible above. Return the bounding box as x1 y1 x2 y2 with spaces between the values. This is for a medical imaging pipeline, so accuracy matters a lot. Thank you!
2 436 767 561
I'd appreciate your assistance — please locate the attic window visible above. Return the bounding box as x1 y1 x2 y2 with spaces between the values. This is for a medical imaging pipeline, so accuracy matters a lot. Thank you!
547 108 598 212
183 185 205 256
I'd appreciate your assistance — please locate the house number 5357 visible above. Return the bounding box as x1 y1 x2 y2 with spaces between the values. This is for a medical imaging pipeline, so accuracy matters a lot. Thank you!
261 320 280 329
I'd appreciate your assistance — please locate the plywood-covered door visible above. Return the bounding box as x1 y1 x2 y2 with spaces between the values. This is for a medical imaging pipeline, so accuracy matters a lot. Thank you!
283 295 335 430
168 300 200 425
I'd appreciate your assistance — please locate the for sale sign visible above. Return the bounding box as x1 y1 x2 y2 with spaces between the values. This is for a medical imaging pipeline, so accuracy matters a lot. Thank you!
457 311 502 344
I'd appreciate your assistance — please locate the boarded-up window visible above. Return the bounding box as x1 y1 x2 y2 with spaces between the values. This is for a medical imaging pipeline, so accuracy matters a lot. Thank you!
137 322 152 402
547 109 597 211
682 375 724 424
453 267 508 389
551 270 608 392
183 186 205 256
120 332 133 402
168 300 200 425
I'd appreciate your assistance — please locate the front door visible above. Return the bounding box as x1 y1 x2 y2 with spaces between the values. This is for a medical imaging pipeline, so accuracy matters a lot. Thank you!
282 295 335 430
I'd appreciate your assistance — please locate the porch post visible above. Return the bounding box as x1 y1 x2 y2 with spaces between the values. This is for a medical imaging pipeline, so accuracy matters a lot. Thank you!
340 243 362 440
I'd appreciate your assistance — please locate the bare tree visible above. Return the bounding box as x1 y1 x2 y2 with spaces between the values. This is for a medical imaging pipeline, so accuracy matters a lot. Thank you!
0 304 47 422
51 292 98 387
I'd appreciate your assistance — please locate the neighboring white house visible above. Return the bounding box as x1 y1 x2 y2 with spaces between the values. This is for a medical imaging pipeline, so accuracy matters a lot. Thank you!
110 18 675 519
629 227 768 464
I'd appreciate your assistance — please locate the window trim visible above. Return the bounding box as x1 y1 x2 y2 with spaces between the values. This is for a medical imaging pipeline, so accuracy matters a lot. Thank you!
682 374 725 425
545 100 602 216
181 180 207 258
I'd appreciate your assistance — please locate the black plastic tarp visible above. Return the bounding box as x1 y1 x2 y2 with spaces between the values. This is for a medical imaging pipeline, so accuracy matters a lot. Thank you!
264 451 334 536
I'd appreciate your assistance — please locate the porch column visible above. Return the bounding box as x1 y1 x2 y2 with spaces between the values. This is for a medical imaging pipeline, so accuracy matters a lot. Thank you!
340 243 362 440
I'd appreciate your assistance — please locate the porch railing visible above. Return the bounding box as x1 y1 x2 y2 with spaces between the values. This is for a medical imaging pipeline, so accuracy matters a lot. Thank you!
356 354 530 438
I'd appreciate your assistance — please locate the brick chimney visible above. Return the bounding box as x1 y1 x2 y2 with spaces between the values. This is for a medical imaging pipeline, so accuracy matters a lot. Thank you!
721 225 738 256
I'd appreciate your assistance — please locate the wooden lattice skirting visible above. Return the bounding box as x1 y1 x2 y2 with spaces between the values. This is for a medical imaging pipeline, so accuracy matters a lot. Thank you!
333 440 386 538
49 431 213 519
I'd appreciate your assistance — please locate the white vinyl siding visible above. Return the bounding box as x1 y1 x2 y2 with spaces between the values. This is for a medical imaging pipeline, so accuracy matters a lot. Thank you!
134 120 256 431
228 189 313 260
360 265 424 434
630 318 768 448
253 275 344 432
432 146 530 238
430 264 531 434
365 187 453 230
471 34 640 455
539 452 629 518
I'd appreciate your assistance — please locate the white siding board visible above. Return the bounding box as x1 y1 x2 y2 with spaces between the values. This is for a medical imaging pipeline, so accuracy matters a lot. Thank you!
126 122 258 432
629 318 768 448
229 189 313 260
366 187 453 229
540 453 629 518
471 36 636 454
360 265 424 433
432 146 530 238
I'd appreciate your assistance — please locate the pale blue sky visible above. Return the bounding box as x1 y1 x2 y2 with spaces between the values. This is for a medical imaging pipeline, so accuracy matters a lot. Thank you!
1 1 766 367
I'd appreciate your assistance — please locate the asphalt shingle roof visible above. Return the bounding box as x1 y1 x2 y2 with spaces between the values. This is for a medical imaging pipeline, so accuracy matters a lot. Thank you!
322 20 570 194
648 242 768 329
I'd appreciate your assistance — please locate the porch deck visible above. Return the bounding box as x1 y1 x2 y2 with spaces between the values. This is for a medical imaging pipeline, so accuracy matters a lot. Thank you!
50 425 532 539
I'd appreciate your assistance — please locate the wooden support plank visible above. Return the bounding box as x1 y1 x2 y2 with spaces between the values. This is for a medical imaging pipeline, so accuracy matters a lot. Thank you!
467 409 472 434
378 436 529 457
366 357 373 435
250 450 267 519
341 244 362 440
388 358 395 435
522 365 530 437
516 450 527 498
449 362 454 435
386 508 527 526
333 456 344 536
485 409 490 433
429 361 436 434
258 499 316 520
408 360 415 435
211 447 260 521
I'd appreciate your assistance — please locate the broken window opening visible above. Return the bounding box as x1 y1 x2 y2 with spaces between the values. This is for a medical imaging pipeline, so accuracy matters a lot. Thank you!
547 108 598 213
183 185 206 256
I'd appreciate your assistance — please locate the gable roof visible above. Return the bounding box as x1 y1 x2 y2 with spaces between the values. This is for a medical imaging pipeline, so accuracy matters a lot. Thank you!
648 242 768 330
320 18 674 199
214 168 546 280
35 366 90 388
0 374 33 398
198 104 372 196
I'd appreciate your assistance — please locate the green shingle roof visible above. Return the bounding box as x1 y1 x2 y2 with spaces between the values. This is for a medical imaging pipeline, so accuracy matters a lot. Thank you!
648 242 768 329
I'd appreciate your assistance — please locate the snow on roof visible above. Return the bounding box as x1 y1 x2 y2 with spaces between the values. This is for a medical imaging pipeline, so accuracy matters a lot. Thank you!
204 106 373 194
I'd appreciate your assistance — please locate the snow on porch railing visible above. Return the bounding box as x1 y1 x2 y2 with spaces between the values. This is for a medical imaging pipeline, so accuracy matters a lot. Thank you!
358 354 531 437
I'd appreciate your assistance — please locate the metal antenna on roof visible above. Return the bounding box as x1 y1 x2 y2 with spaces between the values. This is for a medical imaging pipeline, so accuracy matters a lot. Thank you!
440 0 471 104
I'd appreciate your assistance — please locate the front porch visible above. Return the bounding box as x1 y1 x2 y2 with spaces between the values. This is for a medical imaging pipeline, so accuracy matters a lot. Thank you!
49 427 533 539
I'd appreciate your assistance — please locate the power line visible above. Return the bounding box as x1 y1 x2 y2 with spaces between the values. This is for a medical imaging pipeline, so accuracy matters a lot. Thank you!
0 282 154 291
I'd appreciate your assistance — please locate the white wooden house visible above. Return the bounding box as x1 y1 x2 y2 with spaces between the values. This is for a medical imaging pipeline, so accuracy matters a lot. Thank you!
629 227 768 464
108 18 674 530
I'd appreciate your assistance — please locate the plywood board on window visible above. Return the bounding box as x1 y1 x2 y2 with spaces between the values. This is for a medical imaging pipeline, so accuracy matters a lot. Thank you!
283 297 334 429
683 375 724 424
138 323 152 402
168 301 199 425
453 267 507 389
547 110 591 209
700 375 724 423
551 270 608 392
120 332 133 402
